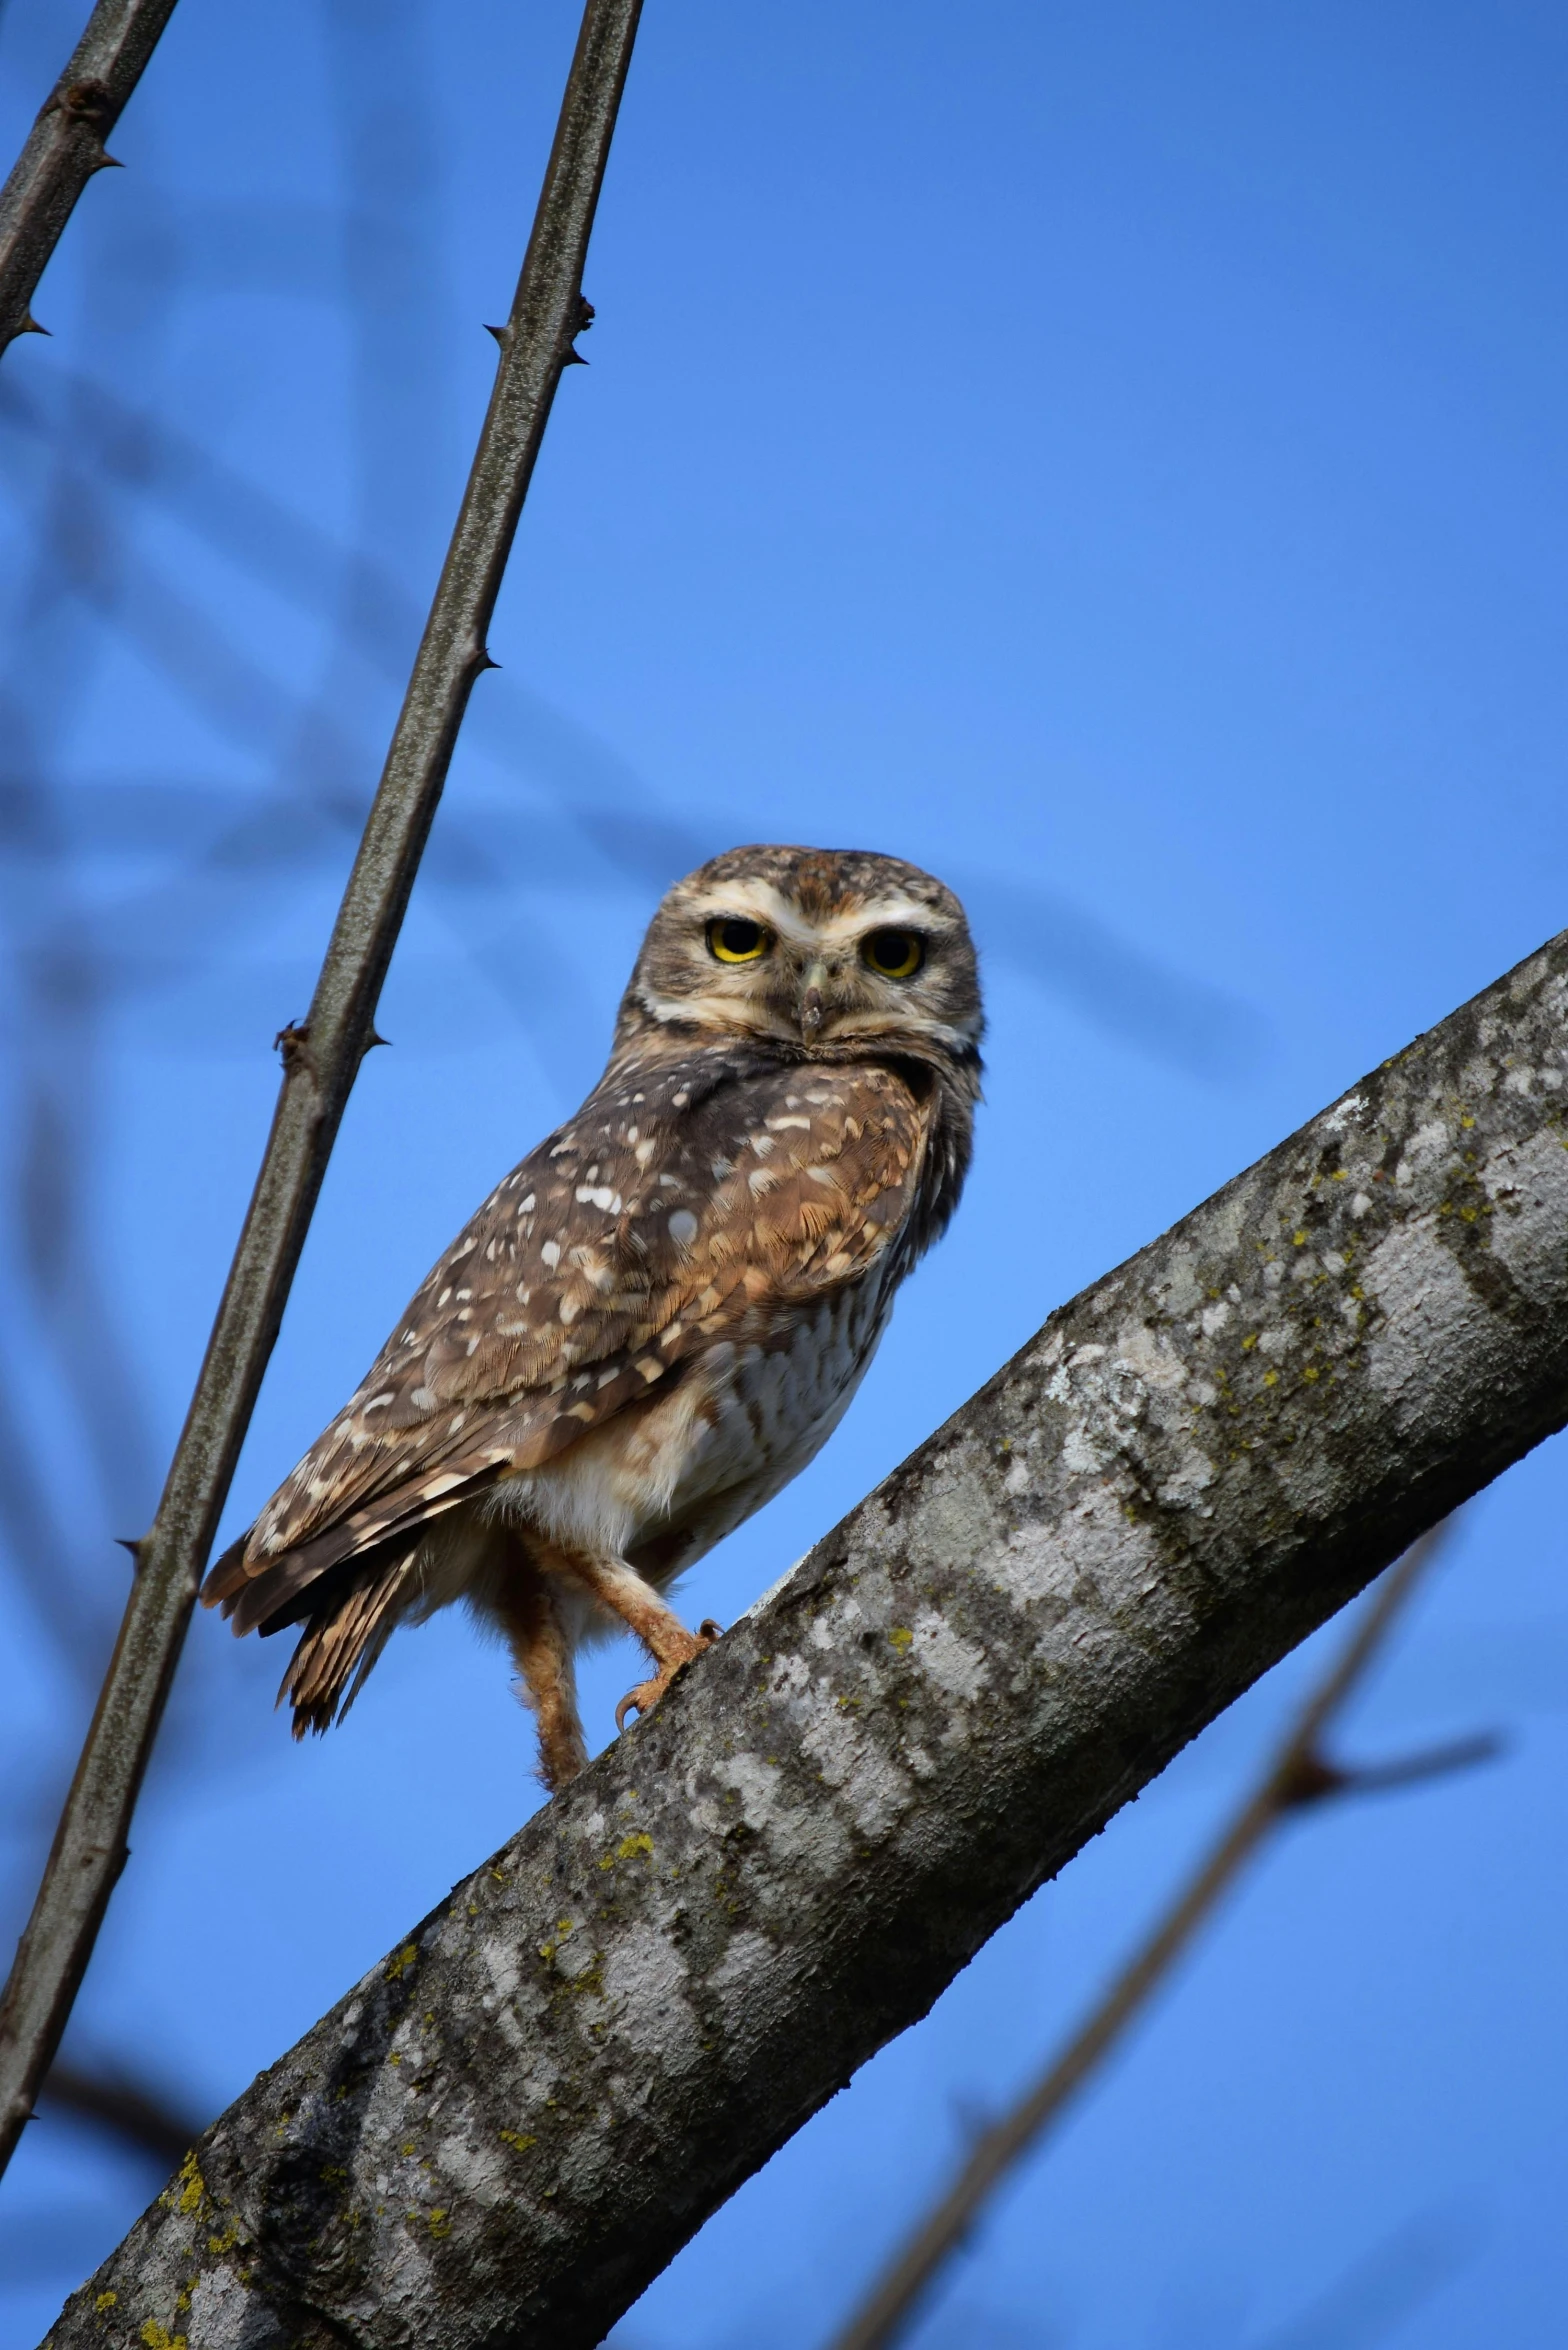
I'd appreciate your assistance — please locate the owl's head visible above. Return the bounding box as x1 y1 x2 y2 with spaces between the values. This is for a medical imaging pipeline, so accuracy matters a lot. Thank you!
612 845 983 1072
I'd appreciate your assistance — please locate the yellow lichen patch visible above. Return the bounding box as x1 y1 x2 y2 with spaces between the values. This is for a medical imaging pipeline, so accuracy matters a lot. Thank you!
140 2324 187 2350
499 2128 537 2153
1302 1366 1320 1383
888 1626 913 1651
385 1943 418 1981
1292 1230 1308 1246
597 1830 653 1871
161 2152 205 2217
1263 1370 1279 1387
94 2293 117 2312
206 2221 239 2258
1241 1333 1258 1352
400 2142 417 2158
427 2209 452 2239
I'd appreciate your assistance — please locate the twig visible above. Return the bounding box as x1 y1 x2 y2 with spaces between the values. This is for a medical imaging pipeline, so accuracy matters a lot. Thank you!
825 1520 1496 2350
0 0 645 2176
0 0 182 357
40 2060 203 2169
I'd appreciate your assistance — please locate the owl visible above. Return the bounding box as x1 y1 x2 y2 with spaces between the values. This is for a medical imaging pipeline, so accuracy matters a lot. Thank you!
204 845 983 1789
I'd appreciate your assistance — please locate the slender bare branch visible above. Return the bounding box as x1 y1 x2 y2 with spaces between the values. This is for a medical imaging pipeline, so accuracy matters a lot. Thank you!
0 0 182 356
0 0 645 2178
823 1524 1497 2350
42 928 1568 2350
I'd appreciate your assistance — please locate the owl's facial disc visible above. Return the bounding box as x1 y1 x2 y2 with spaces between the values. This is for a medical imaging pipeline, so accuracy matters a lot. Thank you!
619 854 983 1065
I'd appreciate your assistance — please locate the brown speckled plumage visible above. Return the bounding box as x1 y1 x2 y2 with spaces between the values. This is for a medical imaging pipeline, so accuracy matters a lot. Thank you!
204 845 982 1785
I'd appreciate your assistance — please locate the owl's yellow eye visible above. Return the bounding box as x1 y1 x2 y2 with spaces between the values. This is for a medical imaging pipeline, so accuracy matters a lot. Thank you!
708 916 771 964
862 927 924 980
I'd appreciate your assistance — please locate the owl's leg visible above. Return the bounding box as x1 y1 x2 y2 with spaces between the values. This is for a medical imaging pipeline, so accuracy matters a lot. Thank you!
496 1572 588 1791
556 1552 720 1732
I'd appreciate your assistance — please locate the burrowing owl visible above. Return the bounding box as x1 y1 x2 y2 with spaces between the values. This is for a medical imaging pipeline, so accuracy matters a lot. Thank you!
204 845 983 1788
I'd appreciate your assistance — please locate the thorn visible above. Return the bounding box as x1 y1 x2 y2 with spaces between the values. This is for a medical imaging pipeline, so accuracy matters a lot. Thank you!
17 314 50 337
91 149 124 172
484 322 507 344
562 345 588 367
117 1536 146 1570
475 647 501 673
361 1026 391 1054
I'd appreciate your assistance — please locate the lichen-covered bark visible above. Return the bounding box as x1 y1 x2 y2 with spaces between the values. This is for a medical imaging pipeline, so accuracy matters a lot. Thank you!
48 935 1568 2350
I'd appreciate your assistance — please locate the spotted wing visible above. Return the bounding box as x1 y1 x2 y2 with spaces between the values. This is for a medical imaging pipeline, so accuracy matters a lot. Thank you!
204 1051 928 1635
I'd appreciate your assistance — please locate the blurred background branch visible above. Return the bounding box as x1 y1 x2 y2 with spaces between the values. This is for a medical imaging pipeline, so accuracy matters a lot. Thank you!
825 1522 1499 2350
0 0 647 2178
37 2060 199 2170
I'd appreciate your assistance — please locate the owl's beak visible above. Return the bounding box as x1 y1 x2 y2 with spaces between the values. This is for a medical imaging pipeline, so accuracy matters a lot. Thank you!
799 959 828 1038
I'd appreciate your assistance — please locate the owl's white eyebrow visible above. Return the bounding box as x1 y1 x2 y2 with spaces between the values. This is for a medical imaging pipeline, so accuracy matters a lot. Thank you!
683 883 818 943
831 893 944 937
683 884 946 947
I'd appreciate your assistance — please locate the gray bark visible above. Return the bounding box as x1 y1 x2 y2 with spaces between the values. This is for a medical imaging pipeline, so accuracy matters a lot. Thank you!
45 931 1568 2350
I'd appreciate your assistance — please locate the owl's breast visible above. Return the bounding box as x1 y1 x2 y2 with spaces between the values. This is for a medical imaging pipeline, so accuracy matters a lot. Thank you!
622 1266 896 1575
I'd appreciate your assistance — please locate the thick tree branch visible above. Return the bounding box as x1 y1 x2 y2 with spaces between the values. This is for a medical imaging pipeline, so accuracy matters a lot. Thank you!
0 0 644 2179
0 0 181 357
43 930 1568 2349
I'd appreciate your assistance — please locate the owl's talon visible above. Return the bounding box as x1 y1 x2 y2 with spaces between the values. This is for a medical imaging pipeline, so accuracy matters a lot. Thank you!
615 1676 660 1732
614 1625 720 1734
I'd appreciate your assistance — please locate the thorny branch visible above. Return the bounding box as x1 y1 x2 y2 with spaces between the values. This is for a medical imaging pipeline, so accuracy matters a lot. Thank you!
0 2 484 2184
0 0 182 357
823 1521 1500 2350
42 927 1568 2350
0 0 646 2178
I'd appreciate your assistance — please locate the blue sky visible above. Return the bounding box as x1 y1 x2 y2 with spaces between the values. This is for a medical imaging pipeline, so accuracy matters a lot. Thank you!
1 2 1565 2343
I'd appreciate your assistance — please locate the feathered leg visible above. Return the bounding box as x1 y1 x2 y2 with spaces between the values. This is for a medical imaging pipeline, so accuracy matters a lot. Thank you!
497 1569 589 1790
552 1551 720 1732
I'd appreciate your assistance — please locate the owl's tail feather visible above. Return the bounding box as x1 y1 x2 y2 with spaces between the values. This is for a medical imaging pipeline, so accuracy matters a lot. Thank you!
280 1544 419 1737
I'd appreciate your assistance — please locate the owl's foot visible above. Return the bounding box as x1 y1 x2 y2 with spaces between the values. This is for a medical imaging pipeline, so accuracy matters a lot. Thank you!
615 1618 721 1732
